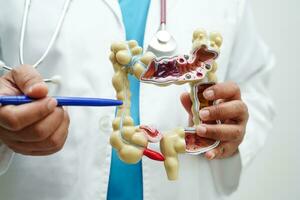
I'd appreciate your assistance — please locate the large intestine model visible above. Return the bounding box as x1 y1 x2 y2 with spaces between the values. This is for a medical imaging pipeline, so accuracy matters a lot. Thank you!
109 28 223 180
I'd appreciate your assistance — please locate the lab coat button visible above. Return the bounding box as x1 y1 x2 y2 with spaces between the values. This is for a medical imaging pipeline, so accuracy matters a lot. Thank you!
99 115 112 132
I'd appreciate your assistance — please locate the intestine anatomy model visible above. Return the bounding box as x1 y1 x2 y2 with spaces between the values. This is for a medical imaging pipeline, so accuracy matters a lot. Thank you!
109 29 223 180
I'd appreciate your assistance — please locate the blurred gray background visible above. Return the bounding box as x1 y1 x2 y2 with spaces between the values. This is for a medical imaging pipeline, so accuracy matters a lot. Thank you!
232 0 300 199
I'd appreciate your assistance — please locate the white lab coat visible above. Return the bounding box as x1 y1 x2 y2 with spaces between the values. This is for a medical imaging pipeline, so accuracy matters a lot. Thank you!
0 0 274 200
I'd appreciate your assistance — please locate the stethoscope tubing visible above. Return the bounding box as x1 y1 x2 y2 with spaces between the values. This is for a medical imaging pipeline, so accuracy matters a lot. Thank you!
19 0 72 68
160 0 166 24
1 0 175 74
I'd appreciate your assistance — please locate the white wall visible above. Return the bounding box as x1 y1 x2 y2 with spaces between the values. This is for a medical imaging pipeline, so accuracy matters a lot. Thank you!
231 0 300 199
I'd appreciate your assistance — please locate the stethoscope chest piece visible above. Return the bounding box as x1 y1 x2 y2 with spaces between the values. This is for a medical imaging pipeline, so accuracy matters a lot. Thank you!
147 24 177 57
147 0 177 57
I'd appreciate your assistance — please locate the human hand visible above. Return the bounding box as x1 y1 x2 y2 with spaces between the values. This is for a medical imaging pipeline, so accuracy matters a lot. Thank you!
181 81 249 160
0 65 70 155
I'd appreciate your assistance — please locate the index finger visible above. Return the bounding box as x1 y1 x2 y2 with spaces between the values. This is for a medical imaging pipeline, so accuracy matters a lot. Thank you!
11 65 48 98
0 97 57 131
203 81 241 101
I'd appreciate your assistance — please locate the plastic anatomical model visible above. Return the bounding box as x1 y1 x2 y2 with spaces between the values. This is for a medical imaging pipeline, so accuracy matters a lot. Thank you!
109 28 223 180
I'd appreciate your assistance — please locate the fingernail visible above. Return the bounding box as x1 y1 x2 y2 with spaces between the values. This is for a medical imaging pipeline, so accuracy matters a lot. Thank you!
204 89 214 99
196 125 207 136
206 152 215 160
199 109 210 119
47 98 57 111
28 86 33 93
28 83 45 93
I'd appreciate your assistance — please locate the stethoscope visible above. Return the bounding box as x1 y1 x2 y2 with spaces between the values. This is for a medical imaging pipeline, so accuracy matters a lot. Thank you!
147 0 177 56
0 0 176 84
1 0 72 84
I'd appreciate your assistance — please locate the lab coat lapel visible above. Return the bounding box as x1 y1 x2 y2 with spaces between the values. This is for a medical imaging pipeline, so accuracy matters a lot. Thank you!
143 0 158 50
102 0 124 27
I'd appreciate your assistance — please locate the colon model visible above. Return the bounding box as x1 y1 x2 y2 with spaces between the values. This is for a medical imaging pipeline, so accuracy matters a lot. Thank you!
109 29 222 180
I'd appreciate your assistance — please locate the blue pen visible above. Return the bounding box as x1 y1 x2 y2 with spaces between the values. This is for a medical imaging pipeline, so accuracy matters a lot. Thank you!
0 96 123 107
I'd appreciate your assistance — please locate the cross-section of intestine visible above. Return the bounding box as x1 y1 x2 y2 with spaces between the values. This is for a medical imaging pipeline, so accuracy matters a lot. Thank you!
109 29 223 180
141 45 218 85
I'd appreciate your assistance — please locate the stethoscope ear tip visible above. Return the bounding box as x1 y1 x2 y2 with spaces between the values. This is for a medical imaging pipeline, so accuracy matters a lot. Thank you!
50 75 62 84
44 75 62 84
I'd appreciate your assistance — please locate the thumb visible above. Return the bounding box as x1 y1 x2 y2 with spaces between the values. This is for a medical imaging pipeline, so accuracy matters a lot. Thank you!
11 65 48 98
180 92 192 116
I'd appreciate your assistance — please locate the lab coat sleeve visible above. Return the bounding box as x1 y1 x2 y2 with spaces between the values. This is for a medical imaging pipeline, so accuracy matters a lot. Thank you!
226 2 275 168
0 38 15 176
0 143 14 176
209 2 275 195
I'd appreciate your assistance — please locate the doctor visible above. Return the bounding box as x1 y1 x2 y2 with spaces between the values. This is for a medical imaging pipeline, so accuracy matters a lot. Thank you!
0 0 274 200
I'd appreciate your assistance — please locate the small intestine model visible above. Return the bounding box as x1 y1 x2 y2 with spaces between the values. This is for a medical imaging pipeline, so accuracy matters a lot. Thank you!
109 28 223 180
